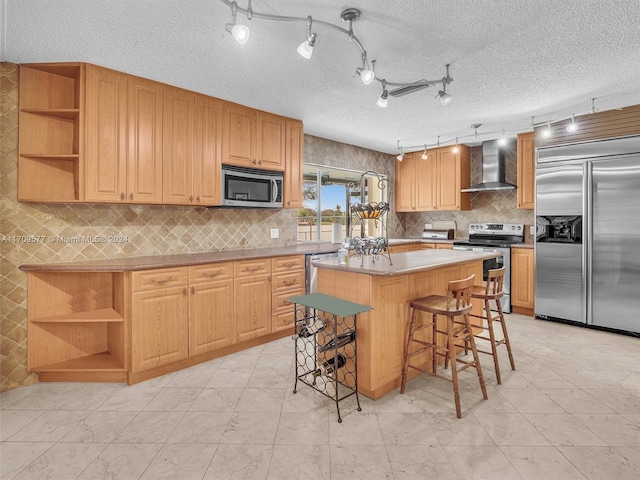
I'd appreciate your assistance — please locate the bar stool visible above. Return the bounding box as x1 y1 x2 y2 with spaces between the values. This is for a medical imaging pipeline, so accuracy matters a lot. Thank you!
467 267 515 384
399 274 488 419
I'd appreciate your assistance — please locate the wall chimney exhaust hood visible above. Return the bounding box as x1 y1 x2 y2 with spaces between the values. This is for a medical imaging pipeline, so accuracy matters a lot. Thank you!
461 139 516 192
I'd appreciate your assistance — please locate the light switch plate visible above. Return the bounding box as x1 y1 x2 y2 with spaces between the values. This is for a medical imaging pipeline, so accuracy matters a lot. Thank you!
529 225 535 235
270 228 279 239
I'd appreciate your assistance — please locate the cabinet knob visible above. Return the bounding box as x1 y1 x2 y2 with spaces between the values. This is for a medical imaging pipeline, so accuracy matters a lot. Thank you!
183 288 188 296
252 159 257 165
120 192 125 200
190 195 194 203
191 286 195 294
129 193 134 200
258 160 262 165
287 201 290 206
196 196 200 203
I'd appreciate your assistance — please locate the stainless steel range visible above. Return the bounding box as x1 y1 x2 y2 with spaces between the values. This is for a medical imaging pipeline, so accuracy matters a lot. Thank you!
452 223 525 313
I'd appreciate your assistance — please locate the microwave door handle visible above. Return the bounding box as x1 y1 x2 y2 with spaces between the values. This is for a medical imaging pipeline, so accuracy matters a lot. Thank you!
272 179 279 203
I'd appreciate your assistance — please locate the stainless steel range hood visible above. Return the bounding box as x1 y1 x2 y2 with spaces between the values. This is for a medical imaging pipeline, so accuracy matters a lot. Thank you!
461 139 516 192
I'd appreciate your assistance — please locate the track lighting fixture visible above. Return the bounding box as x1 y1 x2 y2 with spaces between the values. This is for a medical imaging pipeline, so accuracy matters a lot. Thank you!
219 1 454 107
225 1 250 44
567 114 578 133
421 145 428 160
396 142 404 161
542 122 552 138
377 80 388 108
452 138 459 154
297 16 317 59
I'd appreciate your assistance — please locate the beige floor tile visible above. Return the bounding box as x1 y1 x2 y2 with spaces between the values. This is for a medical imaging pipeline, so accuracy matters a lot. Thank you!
558 446 640 479
142 387 202 411
6 410 90 442
538 388 614 413
0 442 54 480
267 444 330 480
499 446 587 480
189 387 244 412
524 413 607 447
329 411 384 446
474 413 550 446
0 410 44 441
112 411 185 444
167 410 233 444
61 410 137 443
442 445 522 480
498 387 566 413
427 411 495 446
329 445 394 480
235 388 286 412
377 412 438 446
387 444 462 480
572 413 640 446
203 443 272 480
206 368 253 388
219 411 280 444
12 443 107 480
76 443 162 480
140 443 217 480
274 411 330 445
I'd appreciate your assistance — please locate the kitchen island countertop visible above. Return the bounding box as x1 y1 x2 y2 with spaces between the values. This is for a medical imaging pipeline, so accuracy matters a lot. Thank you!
313 249 500 277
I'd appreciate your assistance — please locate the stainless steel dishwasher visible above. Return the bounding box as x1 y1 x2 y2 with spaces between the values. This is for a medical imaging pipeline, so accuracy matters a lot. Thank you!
305 252 339 293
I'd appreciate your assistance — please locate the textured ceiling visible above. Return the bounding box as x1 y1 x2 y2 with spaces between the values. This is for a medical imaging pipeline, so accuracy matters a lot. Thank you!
4 0 640 153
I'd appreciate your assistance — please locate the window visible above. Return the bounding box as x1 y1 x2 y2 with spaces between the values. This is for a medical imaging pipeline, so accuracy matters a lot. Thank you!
298 165 387 242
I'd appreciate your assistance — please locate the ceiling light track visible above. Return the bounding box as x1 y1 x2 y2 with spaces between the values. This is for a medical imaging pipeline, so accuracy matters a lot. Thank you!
219 0 453 107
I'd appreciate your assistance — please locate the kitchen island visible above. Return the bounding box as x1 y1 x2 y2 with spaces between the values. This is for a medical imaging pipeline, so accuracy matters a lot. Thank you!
314 249 500 399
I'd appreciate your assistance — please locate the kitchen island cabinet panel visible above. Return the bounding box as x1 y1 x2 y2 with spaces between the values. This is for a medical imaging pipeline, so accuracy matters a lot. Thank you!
511 246 535 314
234 274 272 342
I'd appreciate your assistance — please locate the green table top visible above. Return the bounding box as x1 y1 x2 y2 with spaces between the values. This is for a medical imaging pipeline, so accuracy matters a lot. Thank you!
287 293 373 317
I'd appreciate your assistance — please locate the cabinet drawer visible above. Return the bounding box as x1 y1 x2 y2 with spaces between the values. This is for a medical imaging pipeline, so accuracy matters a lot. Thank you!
272 287 304 313
272 309 295 333
188 262 234 284
272 270 305 292
234 258 271 277
132 267 187 292
272 255 305 273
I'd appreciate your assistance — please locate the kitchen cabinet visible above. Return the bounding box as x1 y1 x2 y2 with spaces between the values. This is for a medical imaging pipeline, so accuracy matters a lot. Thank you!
131 268 189 372
511 246 535 313
284 119 304 208
222 103 286 171
517 131 535 209
18 63 84 202
26 271 127 382
127 76 164 204
163 85 195 205
193 94 224 206
188 263 235 355
271 255 305 332
395 146 470 212
234 258 272 342
85 64 128 203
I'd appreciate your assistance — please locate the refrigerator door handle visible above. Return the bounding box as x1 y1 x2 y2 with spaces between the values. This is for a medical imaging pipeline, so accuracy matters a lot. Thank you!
584 162 592 325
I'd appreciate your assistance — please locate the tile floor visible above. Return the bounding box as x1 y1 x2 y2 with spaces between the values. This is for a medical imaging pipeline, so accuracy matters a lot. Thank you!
2 313 640 480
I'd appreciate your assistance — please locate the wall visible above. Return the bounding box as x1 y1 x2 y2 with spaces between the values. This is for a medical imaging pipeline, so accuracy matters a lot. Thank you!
0 62 396 391
403 142 535 241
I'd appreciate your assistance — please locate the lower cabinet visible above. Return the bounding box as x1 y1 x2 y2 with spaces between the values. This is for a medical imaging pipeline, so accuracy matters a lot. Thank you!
234 274 272 342
511 247 535 313
271 255 306 332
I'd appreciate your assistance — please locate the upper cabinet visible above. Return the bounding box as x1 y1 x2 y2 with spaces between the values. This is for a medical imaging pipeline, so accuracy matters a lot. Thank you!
18 63 84 202
284 119 304 209
222 103 286 171
517 131 535 209
395 145 470 212
18 62 302 206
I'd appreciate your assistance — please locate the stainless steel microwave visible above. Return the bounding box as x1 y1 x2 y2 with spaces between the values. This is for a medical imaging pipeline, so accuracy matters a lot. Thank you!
221 165 283 208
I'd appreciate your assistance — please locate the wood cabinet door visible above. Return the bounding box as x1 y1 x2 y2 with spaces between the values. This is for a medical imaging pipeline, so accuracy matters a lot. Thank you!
163 85 195 205
194 94 223 206
415 151 437 211
222 103 256 167
234 274 271 342
256 112 285 171
395 153 416 212
128 77 163 204
284 119 304 208
517 131 535 209
189 279 234 356
511 248 535 308
436 149 461 210
85 64 128 203
131 286 188 372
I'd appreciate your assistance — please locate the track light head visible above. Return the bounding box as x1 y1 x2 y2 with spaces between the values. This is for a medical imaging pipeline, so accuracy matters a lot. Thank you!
297 33 317 59
498 130 507 146
567 114 578 133
396 152 404 161
542 122 552 138
226 1 250 44
377 80 388 108
437 81 452 105
360 69 375 85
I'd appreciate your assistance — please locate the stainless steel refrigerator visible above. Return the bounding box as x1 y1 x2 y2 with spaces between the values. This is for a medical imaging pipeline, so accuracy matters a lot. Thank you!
535 135 640 334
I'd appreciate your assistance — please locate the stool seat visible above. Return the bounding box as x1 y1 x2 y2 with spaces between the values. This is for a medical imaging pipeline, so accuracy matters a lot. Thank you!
400 274 488 418
470 284 504 300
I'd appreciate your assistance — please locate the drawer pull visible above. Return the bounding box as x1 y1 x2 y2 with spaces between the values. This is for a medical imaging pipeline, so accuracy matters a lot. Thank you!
202 270 222 278
245 266 262 272
150 276 175 285
282 279 298 286
282 262 296 268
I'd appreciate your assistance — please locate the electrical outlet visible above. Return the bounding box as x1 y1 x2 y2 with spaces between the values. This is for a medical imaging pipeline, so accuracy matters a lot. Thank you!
529 225 535 235
270 228 279 239
424 223 433 229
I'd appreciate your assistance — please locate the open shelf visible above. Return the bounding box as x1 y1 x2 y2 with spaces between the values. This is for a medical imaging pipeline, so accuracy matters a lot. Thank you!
35 352 124 372
20 108 80 119
31 308 124 324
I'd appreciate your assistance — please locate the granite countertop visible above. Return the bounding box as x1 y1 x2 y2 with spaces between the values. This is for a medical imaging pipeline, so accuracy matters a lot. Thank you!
19 243 341 272
387 238 457 245
312 249 500 277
